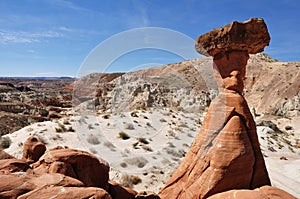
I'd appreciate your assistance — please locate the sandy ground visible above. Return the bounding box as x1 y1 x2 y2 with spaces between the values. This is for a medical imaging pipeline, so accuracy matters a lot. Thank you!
257 116 300 197
3 109 300 197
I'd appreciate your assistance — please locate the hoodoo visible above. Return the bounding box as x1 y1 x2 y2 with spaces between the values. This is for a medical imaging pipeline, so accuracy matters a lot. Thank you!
159 18 271 199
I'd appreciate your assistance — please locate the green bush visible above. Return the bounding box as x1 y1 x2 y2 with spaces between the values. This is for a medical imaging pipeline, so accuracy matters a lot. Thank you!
119 132 130 140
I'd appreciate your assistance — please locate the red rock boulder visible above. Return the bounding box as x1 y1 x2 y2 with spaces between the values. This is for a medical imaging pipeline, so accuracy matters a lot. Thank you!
0 172 84 198
18 186 112 199
108 181 137 199
22 136 46 163
207 186 297 199
0 159 29 174
33 148 110 190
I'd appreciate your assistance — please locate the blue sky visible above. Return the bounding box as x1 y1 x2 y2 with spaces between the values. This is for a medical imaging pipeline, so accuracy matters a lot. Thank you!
0 0 299 77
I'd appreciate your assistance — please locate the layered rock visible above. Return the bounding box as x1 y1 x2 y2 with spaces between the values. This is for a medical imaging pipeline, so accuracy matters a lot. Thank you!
0 136 138 199
207 185 297 199
195 18 270 57
32 147 110 190
22 135 46 163
159 18 271 198
17 186 112 199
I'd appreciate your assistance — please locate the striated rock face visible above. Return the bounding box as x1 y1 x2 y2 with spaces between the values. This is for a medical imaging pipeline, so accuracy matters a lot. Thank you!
207 185 297 199
159 19 271 199
22 135 46 163
18 186 112 199
0 158 29 173
0 173 84 198
33 147 110 190
195 18 270 57
0 136 138 199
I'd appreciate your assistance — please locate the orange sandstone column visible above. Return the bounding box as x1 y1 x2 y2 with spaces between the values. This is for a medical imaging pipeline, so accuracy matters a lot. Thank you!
159 18 271 199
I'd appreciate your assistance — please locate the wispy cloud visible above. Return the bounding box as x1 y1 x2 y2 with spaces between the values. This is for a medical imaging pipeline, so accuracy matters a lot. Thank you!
0 30 63 44
133 1 150 27
49 0 94 13
123 0 150 28
58 26 73 32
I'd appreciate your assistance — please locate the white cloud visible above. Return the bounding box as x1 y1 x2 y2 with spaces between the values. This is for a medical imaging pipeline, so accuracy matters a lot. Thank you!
50 0 93 13
59 26 73 32
0 30 63 44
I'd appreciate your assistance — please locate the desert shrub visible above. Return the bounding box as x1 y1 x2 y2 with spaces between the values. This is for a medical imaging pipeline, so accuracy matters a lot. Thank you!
288 146 295 153
159 118 167 122
63 119 70 125
132 142 139 149
195 118 202 125
0 136 12 149
285 126 293 130
187 133 193 138
55 123 67 132
119 132 130 140
51 134 63 141
138 137 149 144
102 114 110 119
87 134 100 145
88 124 94 130
178 123 189 128
130 111 138 117
142 145 153 152
124 123 134 130
131 175 142 185
125 157 148 168
277 142 284 149
104 141 116 151
55 127 63 133
282 138 292 146
164 148 185 158
68 126 75 132
120 174 142 188
167 142 175 148
120 162 127 168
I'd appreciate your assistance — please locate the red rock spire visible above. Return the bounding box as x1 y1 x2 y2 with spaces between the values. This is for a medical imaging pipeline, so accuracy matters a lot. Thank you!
159 18 271 199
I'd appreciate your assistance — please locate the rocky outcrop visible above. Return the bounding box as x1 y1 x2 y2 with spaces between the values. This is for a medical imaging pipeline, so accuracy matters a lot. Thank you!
195 18 270 56
0 158 29 173
22 135 46 163
0 173 84 198
109 181 137 199
32 147 110 190
18 186 112 199
159 18 271 199
207 186 297 199
0 136 138 199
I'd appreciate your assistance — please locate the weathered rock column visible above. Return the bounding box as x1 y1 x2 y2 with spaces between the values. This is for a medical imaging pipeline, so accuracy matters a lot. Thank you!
159 18 271 199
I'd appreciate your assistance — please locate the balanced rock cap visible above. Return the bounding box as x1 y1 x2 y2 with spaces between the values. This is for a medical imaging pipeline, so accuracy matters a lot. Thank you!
195 18 270 57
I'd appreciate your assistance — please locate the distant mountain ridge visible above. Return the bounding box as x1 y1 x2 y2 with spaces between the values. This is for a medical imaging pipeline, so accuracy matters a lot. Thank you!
73 53 300 116
0 76 76 81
